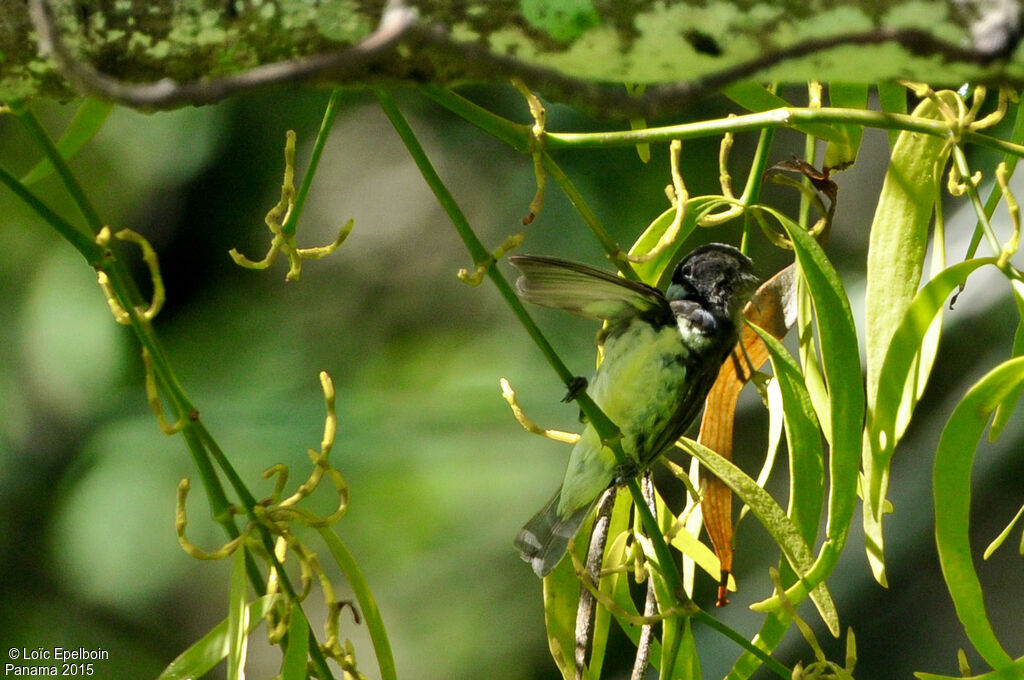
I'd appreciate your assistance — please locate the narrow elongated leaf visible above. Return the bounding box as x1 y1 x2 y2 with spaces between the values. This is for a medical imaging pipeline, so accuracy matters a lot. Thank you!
628 196 728 285
227 547 249 680
934 357 1024 670
862 92 956 584
535 517 590 679
877 82 909 147
983 502 1024 560
21 98 114 185
318 528 398 680
721 83 844 143
671 617 701 680
768 206 864 560
157 595 283 680
824 84 869 169
796 276 832 443
915 656 1024 680
865 258 997 582
679 438 838 635
750 325 825 547
280 606 310 680
991 280 1024 439
870 258 995 450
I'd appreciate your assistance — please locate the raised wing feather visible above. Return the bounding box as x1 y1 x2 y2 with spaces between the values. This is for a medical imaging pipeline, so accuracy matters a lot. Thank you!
509 255 669 323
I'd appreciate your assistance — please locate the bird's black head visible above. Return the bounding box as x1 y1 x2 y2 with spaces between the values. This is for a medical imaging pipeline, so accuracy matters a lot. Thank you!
665 243 759 321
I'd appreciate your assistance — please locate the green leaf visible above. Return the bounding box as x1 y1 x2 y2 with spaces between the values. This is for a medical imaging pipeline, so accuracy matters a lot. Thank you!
769 207 864 556
991 280 1024 439
864 94 953 409
824 84 869 168
671 617 701 680
20 98 114 185
983 502 1024 560
280 606 310 680
864 258 996 583
679 438 838 636
877 82 909 147
226 547 249 680
157 595 283 680
860 93 955 585
796 276 832 443
750 324 825 547
721 83 844 143
318 528 398 680
915 655 1024 680
934 357 1024 670
628 196 728 285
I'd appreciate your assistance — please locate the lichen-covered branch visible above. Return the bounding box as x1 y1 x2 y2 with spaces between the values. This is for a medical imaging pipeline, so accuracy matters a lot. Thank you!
2 0 1023 114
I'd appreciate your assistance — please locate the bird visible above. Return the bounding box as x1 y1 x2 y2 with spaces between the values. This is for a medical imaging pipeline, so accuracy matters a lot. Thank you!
511 243 759 577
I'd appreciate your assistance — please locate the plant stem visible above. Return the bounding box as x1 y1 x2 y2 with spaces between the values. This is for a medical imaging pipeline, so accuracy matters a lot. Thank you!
542 106 1024 159
283 87 342 237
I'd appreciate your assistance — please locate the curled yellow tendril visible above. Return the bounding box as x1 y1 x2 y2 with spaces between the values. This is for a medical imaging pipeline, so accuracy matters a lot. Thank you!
229 130 352 281
94 226 165 325
499 377 580 444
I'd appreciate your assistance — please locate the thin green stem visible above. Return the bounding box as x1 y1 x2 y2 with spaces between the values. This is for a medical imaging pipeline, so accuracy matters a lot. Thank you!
193 423 338 680
9 101 105 233
966 101 1024 261
694 610 791 679
542 106 1024 159
739 126 776 205
952 145 1003 255
283 88 342 237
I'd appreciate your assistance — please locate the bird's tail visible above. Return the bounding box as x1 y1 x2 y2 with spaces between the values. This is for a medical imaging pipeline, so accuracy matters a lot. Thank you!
514 488 596 577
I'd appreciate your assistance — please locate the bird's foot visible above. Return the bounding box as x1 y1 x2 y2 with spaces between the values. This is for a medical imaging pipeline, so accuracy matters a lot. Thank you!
561 376 588 403
612 460 640 485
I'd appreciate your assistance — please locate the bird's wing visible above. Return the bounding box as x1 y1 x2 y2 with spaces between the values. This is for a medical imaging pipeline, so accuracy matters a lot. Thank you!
509 255 669 322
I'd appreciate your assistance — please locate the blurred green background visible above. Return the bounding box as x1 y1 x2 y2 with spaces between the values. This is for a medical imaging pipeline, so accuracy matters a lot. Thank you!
0 87 1022 679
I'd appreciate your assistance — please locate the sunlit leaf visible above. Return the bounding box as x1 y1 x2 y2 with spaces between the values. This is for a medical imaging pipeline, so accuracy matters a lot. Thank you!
865 258 996 583
721 83 844 143
21 98 114 185
824 83 868 169
862 92 957 584
876 82 909 147
628 196 729 285
934 357 1024 670
766 205 864 563
915 655 1024 680
157 595 283 680
537 515 591 680
983 502 1024 560
670 617 701 680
